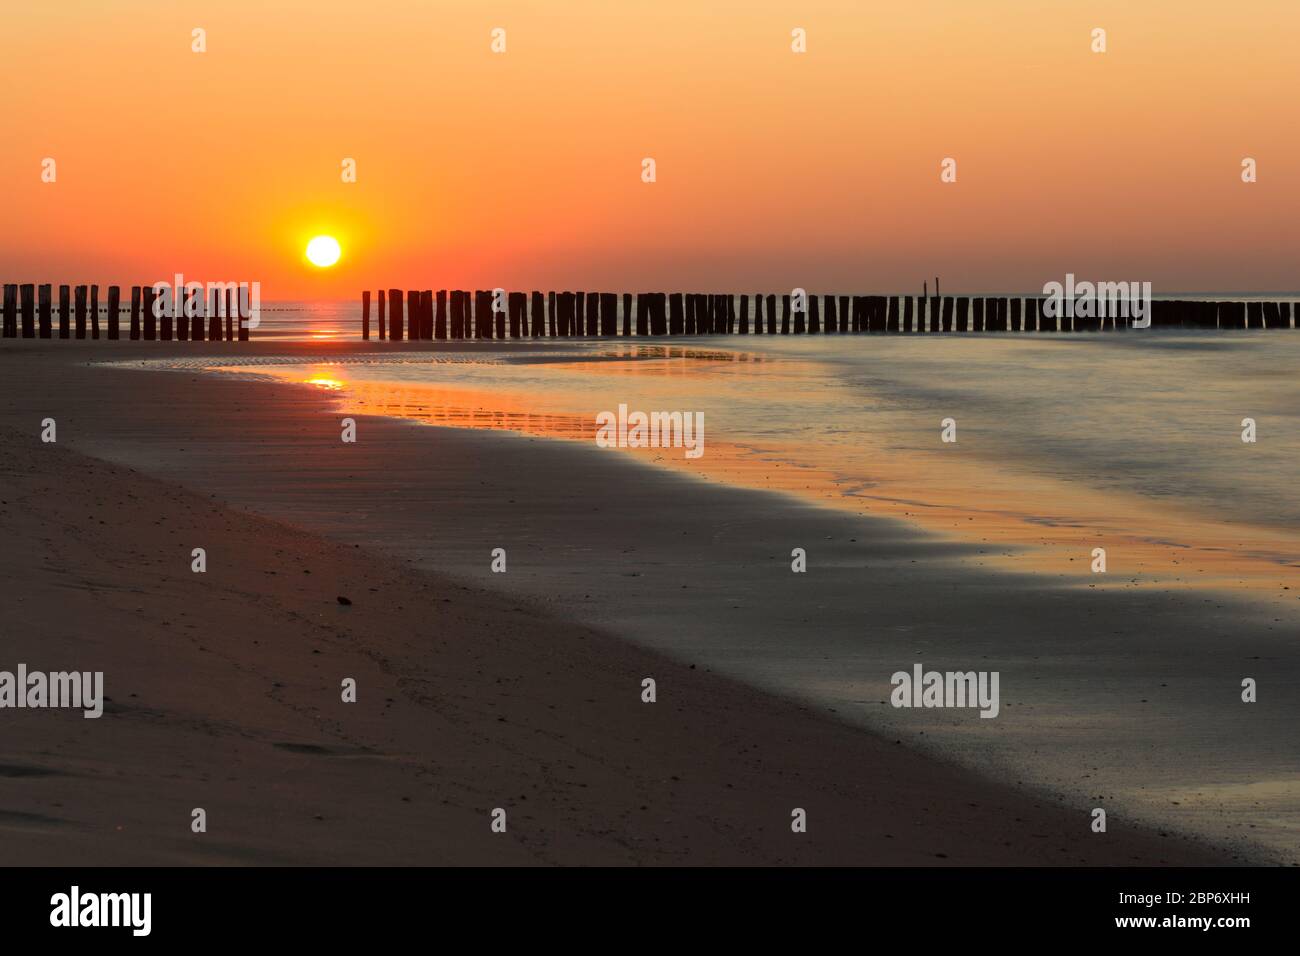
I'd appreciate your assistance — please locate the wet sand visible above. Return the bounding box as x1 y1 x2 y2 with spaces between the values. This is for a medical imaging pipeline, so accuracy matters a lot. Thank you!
0 337 1278 864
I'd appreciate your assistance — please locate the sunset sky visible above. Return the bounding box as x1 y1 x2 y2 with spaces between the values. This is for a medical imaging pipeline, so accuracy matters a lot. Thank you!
2 1 1297 299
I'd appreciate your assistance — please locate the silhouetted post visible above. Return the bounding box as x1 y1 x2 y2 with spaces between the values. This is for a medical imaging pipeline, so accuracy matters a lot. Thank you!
950 296 965 333
902 295 913 332
419 291 432 339
1025 297 1039 331
206 288 221 340
436 290 449 339
142 286 157 340
192 288 206 340
808 295 819 334
129 286 141 339
866 296 885 332
594 292 614 336
835 296 847 334
734 294 747 334
652 293 669 335
969 297 983 332
406 290 420 338
225 289 236 340
622 293 632 336
1263 301 1281 329
1 284 14 337
777 295 789 334
545 291 555 337
886 295 899 332
726 295 736 333
526 291 541 338
378 289 387 339
493 293 505 339
748 294 760 334
389 289 404 341
21 284 36 338
1282 302 1293 330
58 285 71 339
177 287 192 340
105 286 120 340
793 295 805 334
916 294 927 333
669 293 685 335
586 292 600 335
36 284 51 338
448 291 462 339
89 285 100 339
362 290 371 339
818 295 833 333
74 285 88 339
1010 298 1022 332
508 291 525 338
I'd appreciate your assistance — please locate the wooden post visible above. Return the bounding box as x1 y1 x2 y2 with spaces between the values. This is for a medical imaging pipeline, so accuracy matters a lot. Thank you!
950 296 965 333
437 290 449 339
808 294 819 334
105 286 120 340
493 291 505 339
2 283 16 337
1010 298 1022 332
527 291 542 338
778 295 790 334
129 286 141 339
1263 301 1281 329
1025 297 1039 332
175 287 190 340
902 295 913 333
406 290 420 338
419 290 432 339
586 291 600 336
204 289 219 340
886 295 899 332
598 292 617 336
89 285 100 339
727 295 737 334
142 286 157 340
74 285 88 339
751 294 763 335
192 287 206 341
362 290 371 339
736 294 749 334
866 296 885 333
622 293 632 336
916 294 927 333
1 284 15 337
508 291 525 338
793 295 805 334
58 285 71 338
35 284 51 338
669 293 685 335
447 291 461 339
938 296 951 333
657 293 670 335
389 289 404 341
21 284 36 338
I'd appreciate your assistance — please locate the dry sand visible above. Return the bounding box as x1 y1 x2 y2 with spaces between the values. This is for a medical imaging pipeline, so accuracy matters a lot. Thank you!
0 338 1240 864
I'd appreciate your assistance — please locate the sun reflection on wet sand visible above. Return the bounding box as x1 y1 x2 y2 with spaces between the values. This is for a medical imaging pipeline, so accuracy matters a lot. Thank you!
224 352 1300 607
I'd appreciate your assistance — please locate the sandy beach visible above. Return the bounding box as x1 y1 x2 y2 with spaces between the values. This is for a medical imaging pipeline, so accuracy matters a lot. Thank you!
0 337 1264 865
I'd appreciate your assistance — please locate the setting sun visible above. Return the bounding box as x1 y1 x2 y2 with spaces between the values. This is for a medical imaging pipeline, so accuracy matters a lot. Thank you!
305 236 341 268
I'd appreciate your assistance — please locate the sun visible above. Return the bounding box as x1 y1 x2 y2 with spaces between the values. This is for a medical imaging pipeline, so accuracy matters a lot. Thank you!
305 235 341 268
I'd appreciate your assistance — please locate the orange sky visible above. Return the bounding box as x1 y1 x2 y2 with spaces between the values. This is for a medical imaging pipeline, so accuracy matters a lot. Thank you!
2 1 1297 299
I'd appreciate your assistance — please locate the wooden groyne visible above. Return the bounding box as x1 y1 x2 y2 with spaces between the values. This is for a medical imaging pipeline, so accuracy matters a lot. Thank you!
1 284 251 341
358 292 1298 339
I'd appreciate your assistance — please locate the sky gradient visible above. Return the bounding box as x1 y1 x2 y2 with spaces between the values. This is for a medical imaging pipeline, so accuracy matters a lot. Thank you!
3 1 1297 298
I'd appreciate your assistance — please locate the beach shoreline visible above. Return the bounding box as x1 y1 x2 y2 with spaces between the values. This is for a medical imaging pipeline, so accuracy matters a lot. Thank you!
0 338 1285 865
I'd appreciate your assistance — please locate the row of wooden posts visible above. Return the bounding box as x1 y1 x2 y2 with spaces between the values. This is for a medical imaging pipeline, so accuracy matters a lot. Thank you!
0 284 249 340
362 290 1299 339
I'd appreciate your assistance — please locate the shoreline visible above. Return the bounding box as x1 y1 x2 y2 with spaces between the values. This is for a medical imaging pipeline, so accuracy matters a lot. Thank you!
0 338 1287 864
